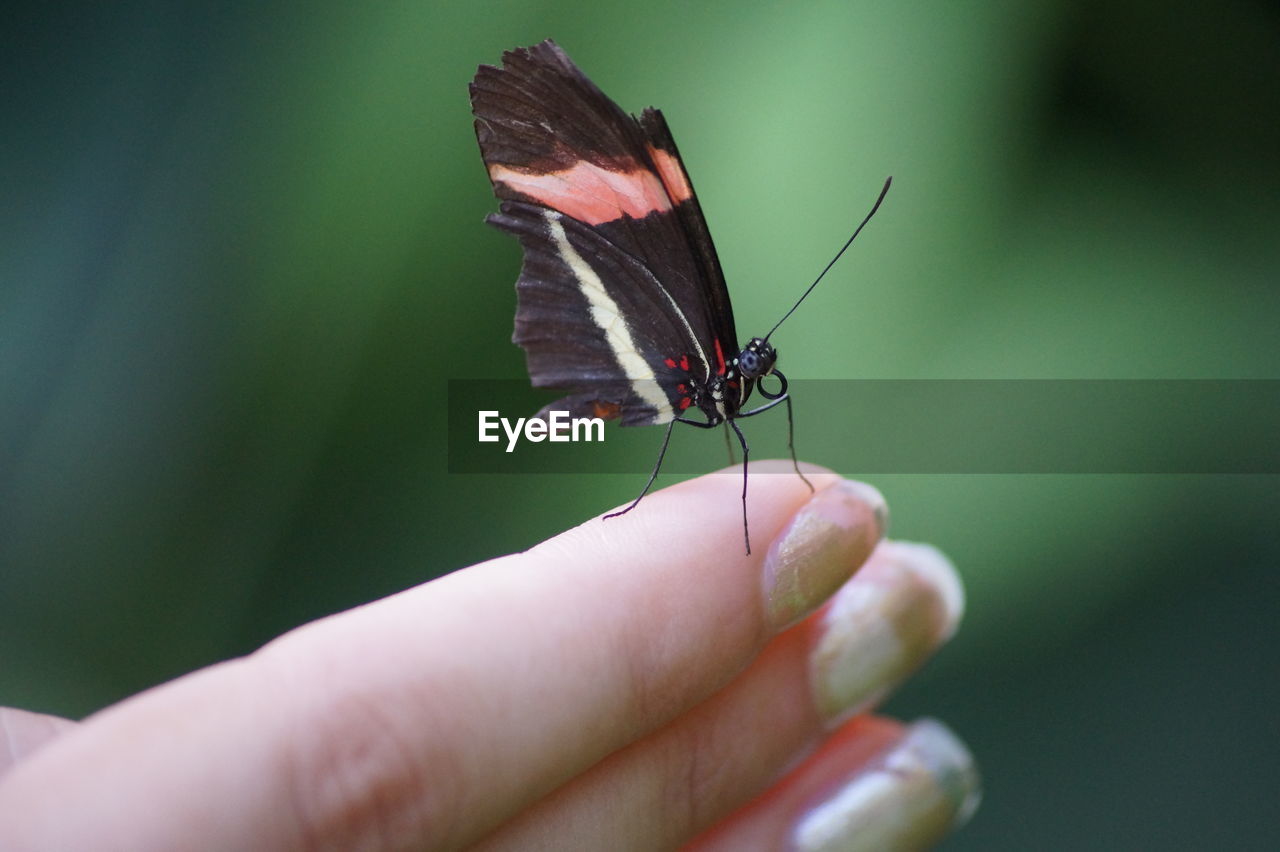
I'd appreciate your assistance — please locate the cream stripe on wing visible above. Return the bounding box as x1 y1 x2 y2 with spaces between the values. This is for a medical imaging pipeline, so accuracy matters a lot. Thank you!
540 212 712 380
545 211 674 420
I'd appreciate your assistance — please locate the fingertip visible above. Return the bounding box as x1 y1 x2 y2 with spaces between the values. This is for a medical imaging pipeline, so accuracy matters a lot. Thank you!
807 540 964 724
563 461 845 567
690 716 980 851
761 479 887 631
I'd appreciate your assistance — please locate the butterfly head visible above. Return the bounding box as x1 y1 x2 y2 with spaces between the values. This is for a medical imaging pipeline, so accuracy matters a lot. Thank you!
736 337 777 380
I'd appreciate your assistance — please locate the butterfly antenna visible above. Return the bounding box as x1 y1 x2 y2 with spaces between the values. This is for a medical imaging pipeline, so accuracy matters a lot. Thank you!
764 176 893 342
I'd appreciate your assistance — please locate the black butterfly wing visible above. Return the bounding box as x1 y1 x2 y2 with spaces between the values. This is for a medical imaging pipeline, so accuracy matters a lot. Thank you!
635 106 740 365
487 199 714 425
470 41 739 425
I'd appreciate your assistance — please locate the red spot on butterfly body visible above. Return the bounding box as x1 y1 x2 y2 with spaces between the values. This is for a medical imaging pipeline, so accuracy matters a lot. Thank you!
714 340 727 376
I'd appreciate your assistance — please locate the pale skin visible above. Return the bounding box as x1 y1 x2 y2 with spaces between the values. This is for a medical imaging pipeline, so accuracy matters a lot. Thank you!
0 462 965 849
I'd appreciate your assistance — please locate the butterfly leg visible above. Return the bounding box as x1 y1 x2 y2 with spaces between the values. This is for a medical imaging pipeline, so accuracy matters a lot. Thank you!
604 418 677 520
728 418 752 555
784 395 814 493
722 421 736 465
735 390 813 494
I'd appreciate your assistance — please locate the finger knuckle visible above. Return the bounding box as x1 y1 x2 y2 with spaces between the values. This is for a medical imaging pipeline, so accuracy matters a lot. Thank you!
264 667 459 850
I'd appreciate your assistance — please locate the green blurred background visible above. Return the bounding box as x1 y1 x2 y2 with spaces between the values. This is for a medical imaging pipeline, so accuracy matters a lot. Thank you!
3 1 1277 847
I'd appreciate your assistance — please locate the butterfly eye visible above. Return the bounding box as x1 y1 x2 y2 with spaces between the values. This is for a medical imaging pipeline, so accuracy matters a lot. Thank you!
739 350 760 376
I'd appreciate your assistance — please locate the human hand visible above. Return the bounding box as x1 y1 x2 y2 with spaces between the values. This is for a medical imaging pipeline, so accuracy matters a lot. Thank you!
0 463 978 850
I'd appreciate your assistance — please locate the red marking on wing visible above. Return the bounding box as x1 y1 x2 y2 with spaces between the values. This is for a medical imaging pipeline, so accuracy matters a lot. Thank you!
664 357 677 368
489 161 671 225
646 145 693 204
591 400 622 420
714 340 726 376
676 383 687 393
679 397 692 410
679 355 690 371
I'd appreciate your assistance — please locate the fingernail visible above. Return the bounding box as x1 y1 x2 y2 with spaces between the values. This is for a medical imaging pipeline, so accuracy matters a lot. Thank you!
810 541 964 723
763 480 887 631
791 719 981 852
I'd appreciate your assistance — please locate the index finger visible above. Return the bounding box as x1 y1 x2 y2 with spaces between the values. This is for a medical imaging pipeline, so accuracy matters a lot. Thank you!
0 463 886 851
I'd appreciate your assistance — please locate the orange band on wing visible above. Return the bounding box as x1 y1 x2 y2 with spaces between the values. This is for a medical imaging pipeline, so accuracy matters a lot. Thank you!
490 161 673 225
647 146 693 204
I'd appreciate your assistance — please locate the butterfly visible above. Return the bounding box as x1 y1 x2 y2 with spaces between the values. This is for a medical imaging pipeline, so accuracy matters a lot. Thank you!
469 40 889 554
